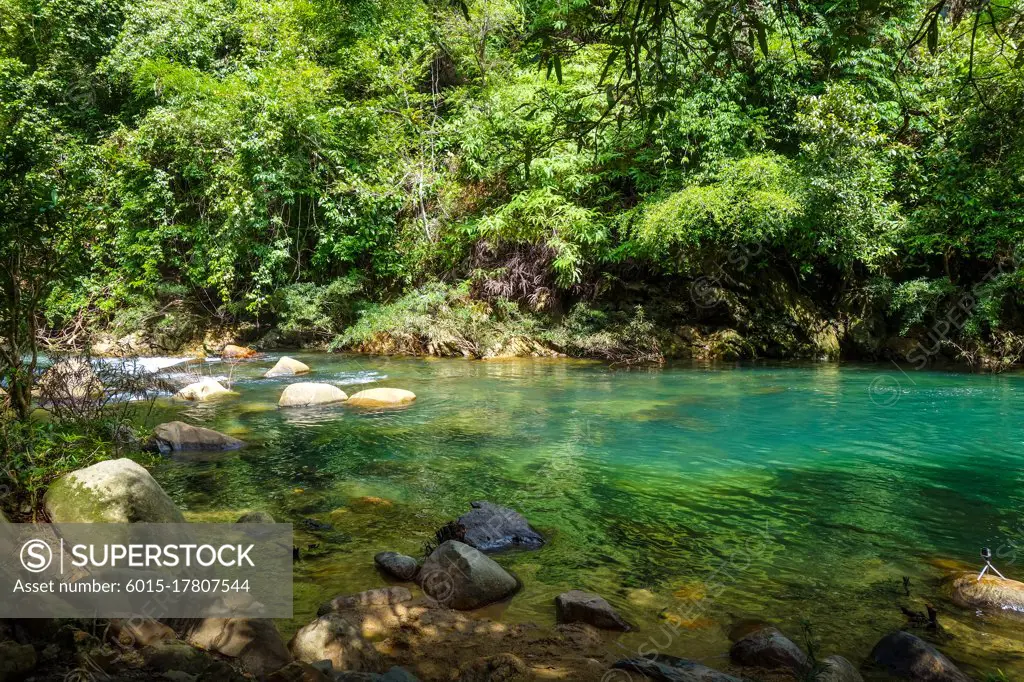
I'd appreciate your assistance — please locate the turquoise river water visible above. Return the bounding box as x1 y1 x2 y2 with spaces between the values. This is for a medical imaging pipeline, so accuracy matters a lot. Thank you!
145 355 1024 677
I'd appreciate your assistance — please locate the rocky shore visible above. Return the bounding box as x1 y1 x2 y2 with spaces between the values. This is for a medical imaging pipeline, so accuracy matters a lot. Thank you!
6 452 1017 681
3 351 1021 681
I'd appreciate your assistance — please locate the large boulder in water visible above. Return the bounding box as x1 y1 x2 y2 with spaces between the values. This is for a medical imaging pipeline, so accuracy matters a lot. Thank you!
346 388 416 408
44 458 185 523
612 654 745 681
222 344 257 359
729 626 808 673
265 357 310 377
288 613 384 672
418 540 518 610
173 378 233 401
869 631 970 681
555 590 630 630
450 500 544 553
279 383 347 407
374 551 420 581
183 617 292 677
148 421 243 454
944 571 1024 616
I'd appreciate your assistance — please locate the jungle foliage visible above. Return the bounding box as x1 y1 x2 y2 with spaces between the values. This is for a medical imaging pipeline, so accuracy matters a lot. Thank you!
1 0 1023 365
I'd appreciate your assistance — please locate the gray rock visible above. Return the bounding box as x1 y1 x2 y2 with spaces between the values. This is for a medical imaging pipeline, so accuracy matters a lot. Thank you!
183 617 292 677
453 501 544 553
318 587 413 616
310 660 334 674
554 590 630 630
374 552 419 581
612 654 746 681
817 655 863 682
419 540 518 610
44 458 186 523
237 511 276 524
288 614 384 672
149 421 243 454
729 627 808 673
870 631 971 681
381 668 420 682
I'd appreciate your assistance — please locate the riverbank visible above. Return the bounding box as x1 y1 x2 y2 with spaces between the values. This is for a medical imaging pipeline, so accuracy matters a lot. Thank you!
5 356 1024 680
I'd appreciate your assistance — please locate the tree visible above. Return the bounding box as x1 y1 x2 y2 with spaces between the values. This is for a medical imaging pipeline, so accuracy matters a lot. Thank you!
0 59 90 420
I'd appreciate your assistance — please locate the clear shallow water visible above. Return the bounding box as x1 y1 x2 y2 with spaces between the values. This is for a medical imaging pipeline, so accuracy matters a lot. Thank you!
146 355 1024 676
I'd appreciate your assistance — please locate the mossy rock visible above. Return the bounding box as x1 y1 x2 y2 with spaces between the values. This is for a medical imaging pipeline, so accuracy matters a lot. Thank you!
44 458 185 523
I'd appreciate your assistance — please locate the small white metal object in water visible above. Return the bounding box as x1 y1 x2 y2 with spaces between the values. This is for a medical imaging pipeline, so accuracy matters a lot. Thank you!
978 547 1006 581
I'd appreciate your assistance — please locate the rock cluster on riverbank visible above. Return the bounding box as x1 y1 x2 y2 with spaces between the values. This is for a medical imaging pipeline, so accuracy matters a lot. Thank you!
5 452 1001 681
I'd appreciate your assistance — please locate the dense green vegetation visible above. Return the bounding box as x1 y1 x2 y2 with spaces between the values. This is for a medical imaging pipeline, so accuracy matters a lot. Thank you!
1 0 1023 367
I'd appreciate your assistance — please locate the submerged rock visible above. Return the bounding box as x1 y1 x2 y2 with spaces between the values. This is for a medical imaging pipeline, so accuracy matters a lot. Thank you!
419 540 518 610
222 344 257 359
288 614 385 672
729 626 808 673
612 654 745 681
149 421 243 454
174 378 234 401
555 590 630 631
346 388 416 408
183 617 292 677
944 571 1024 616
266 357 311 377
458 653 529 681
318 587 413 616
452 500 544 553
374 551 420 581
44 458 185 523
817 655 863 682
237 510 275 524
869 631 970 682
279 383 347 407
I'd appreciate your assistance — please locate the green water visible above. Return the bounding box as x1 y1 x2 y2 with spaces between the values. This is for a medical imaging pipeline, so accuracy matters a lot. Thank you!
148 355 1024 676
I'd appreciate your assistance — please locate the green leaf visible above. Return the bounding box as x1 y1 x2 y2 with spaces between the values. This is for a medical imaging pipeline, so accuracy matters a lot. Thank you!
927 13 938 54
599 50 618 84
553 55 562 84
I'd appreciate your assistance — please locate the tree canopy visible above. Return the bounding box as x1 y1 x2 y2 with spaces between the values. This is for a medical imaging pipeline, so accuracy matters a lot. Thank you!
1 0 1023 364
